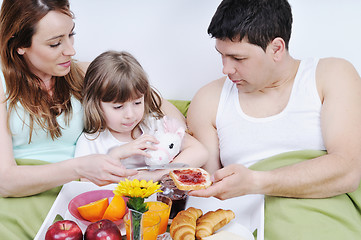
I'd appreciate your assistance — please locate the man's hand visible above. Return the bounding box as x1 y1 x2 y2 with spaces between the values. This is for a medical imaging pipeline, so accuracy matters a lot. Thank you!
189 164 257 200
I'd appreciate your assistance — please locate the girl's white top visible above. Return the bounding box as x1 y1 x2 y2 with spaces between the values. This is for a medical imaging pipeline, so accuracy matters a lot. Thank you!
74 115 161 167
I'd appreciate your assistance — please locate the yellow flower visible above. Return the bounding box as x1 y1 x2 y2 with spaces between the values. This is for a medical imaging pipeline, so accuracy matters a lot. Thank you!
114 179 162 198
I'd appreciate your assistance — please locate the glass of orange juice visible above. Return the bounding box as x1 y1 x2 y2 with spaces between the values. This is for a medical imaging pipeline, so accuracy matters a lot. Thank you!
124 209 160 240
146 195 172 235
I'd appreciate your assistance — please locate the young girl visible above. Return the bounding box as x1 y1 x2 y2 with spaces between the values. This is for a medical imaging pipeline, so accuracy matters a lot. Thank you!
75 50 208 181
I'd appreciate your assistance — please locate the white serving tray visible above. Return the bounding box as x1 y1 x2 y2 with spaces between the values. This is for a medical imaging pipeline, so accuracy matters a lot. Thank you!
35 181 264 240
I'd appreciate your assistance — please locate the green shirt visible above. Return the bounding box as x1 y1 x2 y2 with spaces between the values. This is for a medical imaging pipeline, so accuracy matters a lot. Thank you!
1 71 83 163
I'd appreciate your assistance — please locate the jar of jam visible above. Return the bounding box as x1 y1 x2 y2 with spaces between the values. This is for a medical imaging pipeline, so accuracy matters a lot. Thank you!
157 174 188 219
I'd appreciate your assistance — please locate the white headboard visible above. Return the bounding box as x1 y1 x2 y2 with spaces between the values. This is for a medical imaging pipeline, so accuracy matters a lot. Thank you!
2 0 360 100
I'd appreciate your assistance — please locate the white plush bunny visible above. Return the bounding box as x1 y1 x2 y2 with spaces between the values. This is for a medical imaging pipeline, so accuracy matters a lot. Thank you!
145 116 185 166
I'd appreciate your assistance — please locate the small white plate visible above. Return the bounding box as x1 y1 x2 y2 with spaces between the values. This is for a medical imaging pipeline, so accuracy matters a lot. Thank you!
220 221 255 240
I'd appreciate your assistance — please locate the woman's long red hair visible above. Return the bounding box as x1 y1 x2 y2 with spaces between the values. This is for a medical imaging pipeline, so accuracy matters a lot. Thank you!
0 0 84 142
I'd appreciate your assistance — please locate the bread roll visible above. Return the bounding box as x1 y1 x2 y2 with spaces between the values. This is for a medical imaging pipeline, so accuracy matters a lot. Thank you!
170 207 203 240
196 209 235 239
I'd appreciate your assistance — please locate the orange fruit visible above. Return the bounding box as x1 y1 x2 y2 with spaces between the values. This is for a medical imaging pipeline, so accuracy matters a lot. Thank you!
77 197 109 222
102 195 127 221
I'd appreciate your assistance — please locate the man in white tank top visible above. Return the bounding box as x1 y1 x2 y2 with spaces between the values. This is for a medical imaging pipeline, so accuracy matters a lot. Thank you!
187 0 361 239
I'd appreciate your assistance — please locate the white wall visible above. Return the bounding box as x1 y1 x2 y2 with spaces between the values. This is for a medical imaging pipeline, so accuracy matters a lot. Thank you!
69 0 223 100
1 0 361 100
69 0 361 100
289 0 361 74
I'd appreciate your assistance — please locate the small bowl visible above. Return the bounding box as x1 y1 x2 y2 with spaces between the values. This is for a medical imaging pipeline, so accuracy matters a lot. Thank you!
68 189 128 226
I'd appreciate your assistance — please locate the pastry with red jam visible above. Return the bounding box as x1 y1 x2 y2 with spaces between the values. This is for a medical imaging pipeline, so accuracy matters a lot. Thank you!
169 168 212 190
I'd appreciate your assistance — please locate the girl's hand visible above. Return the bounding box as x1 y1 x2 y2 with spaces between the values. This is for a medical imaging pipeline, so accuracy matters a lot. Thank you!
108 134 159 159
75 154 138 186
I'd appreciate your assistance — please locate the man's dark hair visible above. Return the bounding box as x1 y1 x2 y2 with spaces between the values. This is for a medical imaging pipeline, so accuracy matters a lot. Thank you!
208 0 293 51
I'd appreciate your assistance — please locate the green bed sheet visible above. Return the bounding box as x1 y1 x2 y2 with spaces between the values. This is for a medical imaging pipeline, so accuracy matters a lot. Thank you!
250 150 361 240
0 159 62 240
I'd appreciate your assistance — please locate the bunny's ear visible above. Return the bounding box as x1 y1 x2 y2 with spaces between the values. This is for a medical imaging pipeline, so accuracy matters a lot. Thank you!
176 126 186 139
153 118 164 133
162 116 168 131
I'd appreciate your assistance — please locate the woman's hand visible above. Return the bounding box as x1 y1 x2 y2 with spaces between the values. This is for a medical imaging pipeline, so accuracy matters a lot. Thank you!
108 134 159 160
189 164 257 200
128 169 168 182
75 154 138 186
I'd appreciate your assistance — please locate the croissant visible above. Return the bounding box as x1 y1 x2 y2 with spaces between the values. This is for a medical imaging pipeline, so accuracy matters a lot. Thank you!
195 209 235 239
170 207 203 240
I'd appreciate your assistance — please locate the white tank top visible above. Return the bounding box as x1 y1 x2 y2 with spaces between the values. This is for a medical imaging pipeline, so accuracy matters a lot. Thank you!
216 58 325 168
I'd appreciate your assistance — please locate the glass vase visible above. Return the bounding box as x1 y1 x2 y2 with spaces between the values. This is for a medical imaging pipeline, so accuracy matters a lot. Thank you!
124 208 160 240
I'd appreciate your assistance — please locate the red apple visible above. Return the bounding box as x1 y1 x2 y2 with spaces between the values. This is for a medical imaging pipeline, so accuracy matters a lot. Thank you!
84 219 122 240
45 220 83 240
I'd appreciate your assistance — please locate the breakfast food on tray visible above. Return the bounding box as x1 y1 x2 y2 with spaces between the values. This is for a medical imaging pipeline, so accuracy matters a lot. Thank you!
169 167 212 191
170 207 203 240
196 209 235 239
170 207 236 240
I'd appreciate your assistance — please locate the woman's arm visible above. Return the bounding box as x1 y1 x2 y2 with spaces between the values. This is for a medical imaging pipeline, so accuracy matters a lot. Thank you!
0 82 136 197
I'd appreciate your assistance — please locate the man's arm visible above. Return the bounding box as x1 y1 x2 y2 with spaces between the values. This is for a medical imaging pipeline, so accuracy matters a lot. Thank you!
187 78 226 174
261 58 361 198
191 58 361 199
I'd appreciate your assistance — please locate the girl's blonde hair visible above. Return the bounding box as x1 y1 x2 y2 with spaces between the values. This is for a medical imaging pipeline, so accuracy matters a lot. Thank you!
83 50 164 137
0 0 84 142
